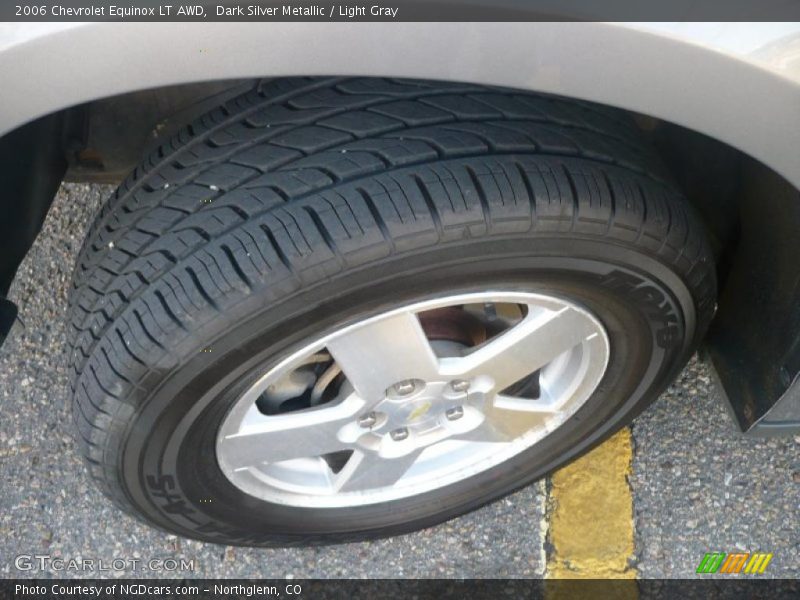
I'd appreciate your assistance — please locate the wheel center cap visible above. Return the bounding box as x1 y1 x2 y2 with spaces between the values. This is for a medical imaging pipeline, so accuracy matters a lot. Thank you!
380 379 472 429
381 386 444 432
404 398 434 423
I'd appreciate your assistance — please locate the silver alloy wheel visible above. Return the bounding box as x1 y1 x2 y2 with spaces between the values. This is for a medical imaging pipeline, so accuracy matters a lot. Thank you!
216 291 609 508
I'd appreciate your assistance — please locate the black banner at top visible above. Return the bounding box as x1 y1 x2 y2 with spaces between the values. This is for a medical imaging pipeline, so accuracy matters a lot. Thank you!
4 0 800 21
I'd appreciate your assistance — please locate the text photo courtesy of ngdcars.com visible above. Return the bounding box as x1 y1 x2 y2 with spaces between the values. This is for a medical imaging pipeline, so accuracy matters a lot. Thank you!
14 583 306 596
0 2 798 593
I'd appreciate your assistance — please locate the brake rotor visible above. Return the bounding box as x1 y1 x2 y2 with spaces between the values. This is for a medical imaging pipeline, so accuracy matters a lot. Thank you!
418 306 487 351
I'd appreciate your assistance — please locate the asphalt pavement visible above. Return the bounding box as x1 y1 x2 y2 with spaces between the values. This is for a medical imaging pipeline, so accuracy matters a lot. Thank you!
0 183 797 579
632 359 799 577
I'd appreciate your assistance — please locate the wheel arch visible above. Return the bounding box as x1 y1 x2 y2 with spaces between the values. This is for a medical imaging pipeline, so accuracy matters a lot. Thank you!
2 22 800 184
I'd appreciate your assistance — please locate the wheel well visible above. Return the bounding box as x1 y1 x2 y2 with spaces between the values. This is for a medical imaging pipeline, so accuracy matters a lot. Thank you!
0 112 70 297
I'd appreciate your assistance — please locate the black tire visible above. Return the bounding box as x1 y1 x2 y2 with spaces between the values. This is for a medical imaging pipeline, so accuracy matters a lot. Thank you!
67 77 716 546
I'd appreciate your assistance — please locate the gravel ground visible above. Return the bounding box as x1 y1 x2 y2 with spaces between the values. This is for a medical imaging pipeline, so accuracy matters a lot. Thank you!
632 358 800 578
1 183 797 579
0 183 546 579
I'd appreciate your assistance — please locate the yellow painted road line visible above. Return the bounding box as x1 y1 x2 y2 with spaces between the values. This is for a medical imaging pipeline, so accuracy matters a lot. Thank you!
545 427 636 580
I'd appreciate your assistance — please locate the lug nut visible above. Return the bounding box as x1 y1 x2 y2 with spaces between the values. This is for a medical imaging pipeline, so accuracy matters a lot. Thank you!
392 380 416 396
445 406 464 421
450 379 470 393
390 427 409 441
357 412 377 428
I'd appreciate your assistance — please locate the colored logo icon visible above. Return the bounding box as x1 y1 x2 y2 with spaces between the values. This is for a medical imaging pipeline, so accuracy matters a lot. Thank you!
696 552 773 574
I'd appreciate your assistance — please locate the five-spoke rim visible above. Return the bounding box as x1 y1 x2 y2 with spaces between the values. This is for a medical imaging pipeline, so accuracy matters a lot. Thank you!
216 291 609 507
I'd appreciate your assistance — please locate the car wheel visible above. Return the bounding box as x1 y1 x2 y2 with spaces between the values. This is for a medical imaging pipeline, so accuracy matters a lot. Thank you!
67 77 716 545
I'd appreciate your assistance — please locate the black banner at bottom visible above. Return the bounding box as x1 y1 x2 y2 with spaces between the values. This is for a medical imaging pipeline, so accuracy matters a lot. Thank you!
2 579 799 599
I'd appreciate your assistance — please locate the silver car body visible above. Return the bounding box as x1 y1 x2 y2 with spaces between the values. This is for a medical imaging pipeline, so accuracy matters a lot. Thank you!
1 22 799 189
